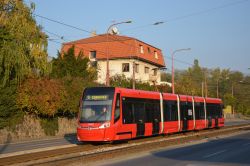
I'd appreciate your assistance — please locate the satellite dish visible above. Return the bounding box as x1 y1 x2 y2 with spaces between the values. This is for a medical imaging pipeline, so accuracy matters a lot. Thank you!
112 27 118 34
108 26 119 35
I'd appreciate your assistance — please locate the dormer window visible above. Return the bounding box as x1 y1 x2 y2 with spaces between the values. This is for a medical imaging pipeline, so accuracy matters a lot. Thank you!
140 45 144 54
147 47 151 54
154 51 158 59
89 51 96 59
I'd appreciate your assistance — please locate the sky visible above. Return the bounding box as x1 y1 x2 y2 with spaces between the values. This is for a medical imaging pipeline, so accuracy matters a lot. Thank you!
26 0 250 74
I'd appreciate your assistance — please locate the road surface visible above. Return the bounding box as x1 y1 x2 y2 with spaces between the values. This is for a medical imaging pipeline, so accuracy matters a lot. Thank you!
101 130 250 166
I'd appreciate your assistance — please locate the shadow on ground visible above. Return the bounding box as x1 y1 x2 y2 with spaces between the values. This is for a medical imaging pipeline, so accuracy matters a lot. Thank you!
0 133 12 154
152 132 250 165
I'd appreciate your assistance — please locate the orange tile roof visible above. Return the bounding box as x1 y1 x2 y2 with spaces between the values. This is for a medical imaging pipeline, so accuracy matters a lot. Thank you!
62 34 165 67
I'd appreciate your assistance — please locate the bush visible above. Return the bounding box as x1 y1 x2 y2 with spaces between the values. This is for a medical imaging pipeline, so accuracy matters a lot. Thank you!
17 78 66 117
40 117 58 136
60 76 98 117
110 74 156 91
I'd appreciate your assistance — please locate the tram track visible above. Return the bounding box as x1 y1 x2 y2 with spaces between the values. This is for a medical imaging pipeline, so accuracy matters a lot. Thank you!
1 124 250 166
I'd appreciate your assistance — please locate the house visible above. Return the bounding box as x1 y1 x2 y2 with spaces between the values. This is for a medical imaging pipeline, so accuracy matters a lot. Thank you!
61 34 166 85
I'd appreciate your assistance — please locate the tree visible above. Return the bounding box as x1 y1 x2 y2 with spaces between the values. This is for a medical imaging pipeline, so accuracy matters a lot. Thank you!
51 46 96 80
0 81 23 129
110 74 155 91
50 46 98 116
0 0 50 86
17 78 66 117
175 59 204 96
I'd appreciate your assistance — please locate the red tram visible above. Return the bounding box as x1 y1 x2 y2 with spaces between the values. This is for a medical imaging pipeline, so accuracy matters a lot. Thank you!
77 87 224 142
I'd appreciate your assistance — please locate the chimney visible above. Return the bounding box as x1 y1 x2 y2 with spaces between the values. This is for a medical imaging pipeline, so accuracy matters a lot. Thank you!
91 30 97 37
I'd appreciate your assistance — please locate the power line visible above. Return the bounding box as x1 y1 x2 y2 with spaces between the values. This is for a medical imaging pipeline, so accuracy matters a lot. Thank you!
123 0 249 32
45 30 108 56
26 2 243 68
164 56 193 67
33 13 92 34
165 0 249 23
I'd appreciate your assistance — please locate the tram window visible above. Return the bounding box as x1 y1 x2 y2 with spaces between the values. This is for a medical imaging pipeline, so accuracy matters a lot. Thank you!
122 97 160 124
164 100 178 121
217 104 223 118
219 104 223 118
195 102 205 120
206 103 211 118
187 102 193 120
153 103 161 121
134 102 145 123
194 103 198 119
180 102 187 120
114 93 120 123
206 103 222 119
145 103 154 122
122 101 134 124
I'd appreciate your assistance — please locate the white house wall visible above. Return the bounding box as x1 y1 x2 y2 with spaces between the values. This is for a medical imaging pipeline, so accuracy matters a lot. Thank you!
96 59 161 85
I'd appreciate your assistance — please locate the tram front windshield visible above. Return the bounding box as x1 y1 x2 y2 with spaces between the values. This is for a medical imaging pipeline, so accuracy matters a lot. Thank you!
79 88 114 123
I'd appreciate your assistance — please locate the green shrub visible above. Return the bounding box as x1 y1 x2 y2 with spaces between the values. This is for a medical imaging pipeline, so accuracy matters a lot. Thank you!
40 117 58 136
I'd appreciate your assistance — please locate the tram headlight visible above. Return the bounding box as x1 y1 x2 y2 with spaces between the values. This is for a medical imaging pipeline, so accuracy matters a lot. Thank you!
99 122 110 129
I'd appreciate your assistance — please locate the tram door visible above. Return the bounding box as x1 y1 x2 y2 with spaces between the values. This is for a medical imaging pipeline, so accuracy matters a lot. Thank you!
215 117 219 127
181 101 188 131
152 104 160 135
208 117 212 128
134 103 145 137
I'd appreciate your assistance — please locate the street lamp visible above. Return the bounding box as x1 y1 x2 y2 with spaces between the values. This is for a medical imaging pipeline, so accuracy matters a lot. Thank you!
171 48 191 94
106 20 132 86
153 21 164 25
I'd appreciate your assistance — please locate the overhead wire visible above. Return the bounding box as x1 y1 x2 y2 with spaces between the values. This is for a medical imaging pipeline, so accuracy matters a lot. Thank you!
22 0 248 68
33 13 92 34
123 0 249 32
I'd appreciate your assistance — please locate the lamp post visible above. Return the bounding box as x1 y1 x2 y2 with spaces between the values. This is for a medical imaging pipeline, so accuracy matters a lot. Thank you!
171 48 191 94
106 20 132 86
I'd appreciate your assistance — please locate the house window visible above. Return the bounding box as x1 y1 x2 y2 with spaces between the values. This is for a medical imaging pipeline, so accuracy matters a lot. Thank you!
135 63 139 73
145 67 149 74
122 63 130 72
90 51 96 59
154 51 158 59
147 47 151 54
140 45 144 54
153 69 157 76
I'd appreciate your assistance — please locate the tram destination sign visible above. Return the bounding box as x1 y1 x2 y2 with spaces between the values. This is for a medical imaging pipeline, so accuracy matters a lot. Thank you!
86 95 108 101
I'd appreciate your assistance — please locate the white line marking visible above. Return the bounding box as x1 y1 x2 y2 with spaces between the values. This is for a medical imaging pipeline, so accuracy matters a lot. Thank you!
203 150 227 158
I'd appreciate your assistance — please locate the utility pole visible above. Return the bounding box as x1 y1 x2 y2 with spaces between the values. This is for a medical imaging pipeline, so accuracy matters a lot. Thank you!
216 79 219 98
204 71 208 98
132 61 135 89
201 81 204 97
